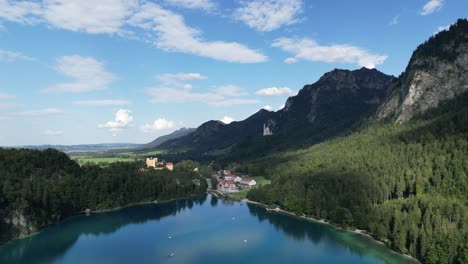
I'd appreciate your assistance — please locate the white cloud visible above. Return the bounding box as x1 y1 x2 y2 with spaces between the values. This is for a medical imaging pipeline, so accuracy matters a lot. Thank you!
0 0 42 24
43 0 138 34
256 87 294 96
140 118 175 133
0 102 20 110
389 15 399 26
263 105 273 111
0 92 15 99
214 85 247 97
0 1 267 63
434 24 451 34
0 49 34 62
42 55 115 93
278 104 285 110
158 72 208 83
165 0 215 11
73 100 131 106
148 85 257 106
210 98 259 106
234 0 303 32
128 2 267 63
98 109 133 135
44 129 63 136
18 108 64 116
220 116 235 124
284 57 298 64
149 87 223 104
272 37 387 68
420 0 443 16
183 84 193 89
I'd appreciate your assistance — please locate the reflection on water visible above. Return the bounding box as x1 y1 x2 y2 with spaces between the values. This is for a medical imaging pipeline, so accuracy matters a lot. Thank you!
246 202 416 264
0 196 207 264
0 195 416 264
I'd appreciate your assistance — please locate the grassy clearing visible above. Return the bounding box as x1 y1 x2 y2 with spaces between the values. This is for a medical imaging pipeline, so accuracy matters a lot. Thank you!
226 189 250 200
73 156 139 165
252 176 270 186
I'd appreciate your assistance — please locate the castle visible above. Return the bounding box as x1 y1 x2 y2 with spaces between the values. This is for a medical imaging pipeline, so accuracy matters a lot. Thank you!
146 157 174 171
263 124 273 136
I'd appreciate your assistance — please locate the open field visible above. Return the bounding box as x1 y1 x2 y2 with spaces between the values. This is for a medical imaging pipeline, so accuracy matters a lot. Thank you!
73 156 140 165
252 176 270 186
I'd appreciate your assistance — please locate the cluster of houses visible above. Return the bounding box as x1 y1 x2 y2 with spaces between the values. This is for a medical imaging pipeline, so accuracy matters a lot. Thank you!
146 157 174 171
214 170 256 193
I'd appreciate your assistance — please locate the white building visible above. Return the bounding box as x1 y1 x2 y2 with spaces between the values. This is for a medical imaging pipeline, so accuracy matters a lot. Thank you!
263 124 273 136
240 178 257 187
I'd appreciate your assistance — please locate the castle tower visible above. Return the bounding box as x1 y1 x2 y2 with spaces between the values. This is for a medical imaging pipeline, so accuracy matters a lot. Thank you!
263 124 272 136
146 157 158 168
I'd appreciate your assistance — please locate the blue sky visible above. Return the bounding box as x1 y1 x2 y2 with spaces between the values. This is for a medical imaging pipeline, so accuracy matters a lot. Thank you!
0 0 466 145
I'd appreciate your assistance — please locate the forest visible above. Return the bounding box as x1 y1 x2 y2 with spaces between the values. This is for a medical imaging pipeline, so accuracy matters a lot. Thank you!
245 92 468 263
0 149 209 243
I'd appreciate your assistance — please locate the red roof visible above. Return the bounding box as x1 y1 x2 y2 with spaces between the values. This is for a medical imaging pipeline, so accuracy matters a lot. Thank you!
220 180 234 185
240 178 254 182
166 162 173 165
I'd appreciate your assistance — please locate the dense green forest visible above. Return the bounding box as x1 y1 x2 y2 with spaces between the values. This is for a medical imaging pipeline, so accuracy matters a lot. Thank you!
245 92 468 264
0 149 209 243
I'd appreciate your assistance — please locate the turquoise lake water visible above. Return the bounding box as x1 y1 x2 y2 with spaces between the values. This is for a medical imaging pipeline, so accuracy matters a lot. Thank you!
0 195 418 264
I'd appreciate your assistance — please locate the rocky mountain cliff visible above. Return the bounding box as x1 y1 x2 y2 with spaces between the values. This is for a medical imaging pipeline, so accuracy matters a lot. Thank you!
378 19 468 123
149 19 468 155
272 67 395 136
157 67 395 154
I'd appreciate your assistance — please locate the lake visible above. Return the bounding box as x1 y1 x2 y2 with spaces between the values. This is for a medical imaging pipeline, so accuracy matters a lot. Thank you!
0 195 417 264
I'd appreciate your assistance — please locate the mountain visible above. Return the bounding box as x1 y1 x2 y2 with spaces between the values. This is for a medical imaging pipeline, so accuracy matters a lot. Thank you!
158 109 275 153
15 143 142 153
378 19 468 123
157 68 395 154
152 19 468 160
138 127 195 150
245 19 468 264
271 67 395 140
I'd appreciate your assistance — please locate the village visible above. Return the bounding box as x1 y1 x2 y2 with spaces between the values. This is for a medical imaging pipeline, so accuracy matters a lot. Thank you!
213 170 257 194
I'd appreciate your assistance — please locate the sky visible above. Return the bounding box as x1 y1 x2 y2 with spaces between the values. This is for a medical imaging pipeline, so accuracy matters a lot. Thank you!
0 0 466 146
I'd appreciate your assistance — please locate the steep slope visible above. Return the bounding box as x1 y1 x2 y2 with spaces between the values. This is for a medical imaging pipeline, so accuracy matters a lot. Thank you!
158 109 275 153
244 19 468 264
158 68 395 155
272 67 395 138
138 127 195 150
378 19 468 123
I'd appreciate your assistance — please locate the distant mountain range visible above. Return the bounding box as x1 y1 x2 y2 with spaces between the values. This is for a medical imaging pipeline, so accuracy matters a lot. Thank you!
14 143 142 153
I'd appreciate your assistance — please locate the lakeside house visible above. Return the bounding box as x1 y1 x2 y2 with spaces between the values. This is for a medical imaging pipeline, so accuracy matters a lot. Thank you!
239 177 256 187
224 173 235 181
219 180 237 192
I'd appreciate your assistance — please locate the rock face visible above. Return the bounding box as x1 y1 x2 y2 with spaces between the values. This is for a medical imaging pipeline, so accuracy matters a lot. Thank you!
151 19 468 154
158 68 395 153
378 19 468 123
275 67 395 133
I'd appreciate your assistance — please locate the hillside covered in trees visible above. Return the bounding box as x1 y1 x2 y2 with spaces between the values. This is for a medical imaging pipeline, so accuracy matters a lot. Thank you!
0 149 209 243
246 91 468 264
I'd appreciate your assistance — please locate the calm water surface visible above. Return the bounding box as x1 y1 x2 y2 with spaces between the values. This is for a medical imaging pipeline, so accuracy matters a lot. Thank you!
0 195 417 264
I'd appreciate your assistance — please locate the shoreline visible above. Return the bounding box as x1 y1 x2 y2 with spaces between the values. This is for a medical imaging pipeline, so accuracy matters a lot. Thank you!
240 198 419 263
1 193 206 246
